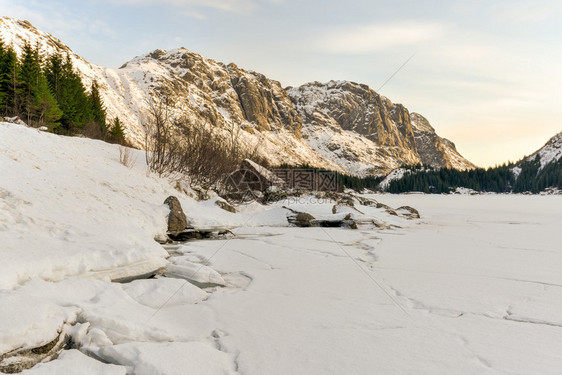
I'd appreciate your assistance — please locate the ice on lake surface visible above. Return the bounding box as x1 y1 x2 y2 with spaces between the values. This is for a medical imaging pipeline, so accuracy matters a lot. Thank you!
6 194 562 375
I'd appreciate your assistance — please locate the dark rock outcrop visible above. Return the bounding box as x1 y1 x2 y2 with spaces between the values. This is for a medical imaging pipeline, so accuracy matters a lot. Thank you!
290 212 315 227
396 206 421 219
164 196 188 234
288 81 475 174
0 329 70 373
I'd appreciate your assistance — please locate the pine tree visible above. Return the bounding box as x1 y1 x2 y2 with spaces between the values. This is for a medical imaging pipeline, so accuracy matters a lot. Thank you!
3 46 19 116
88 80 106 135
17 42 42 123
0 39 6 111
51 54 91 132
109 116 125 144
34 73 62 125
45 52 64 103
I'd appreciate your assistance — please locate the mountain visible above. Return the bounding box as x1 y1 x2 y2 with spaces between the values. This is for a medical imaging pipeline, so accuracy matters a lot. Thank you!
520 132 562 168
381 130 562 194
0 17 475 176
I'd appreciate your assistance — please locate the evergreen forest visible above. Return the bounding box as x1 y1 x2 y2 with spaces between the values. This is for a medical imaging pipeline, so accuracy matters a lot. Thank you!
0 40 124 144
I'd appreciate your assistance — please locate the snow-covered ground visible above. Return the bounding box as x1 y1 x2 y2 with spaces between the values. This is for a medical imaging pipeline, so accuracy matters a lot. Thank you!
2 122 562 374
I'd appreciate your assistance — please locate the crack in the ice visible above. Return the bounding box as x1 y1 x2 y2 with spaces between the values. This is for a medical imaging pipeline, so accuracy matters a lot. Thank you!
228 249 275 270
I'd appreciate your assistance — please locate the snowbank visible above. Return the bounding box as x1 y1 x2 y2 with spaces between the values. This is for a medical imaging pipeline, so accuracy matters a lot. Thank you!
20 349 126 375
0 122 173 287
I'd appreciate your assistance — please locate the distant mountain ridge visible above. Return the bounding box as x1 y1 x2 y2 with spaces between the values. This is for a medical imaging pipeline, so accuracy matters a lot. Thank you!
381 131 562 193
0 17 475 176
521 132 562 168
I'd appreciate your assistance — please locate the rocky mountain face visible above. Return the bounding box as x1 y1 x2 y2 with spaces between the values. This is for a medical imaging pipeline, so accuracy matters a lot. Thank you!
410 113 472 169
521 132 562 168
288 81 474 173
0 17 475 176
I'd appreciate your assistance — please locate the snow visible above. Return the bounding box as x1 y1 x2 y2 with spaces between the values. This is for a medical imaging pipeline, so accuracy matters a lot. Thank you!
20 349 126 375
122 277 208 308
524 131 562 168
0 122 169 288
379 167 409 190
171 194 561 374
1 122 562 374
0 291 78 354
99 341 237 375
164 257 227 286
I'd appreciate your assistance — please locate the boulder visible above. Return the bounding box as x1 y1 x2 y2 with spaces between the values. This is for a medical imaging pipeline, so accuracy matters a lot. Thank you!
164 196 188 234
396 206 420 219
0 329 71 373
215 200 236 213
239 159 285 191
376 202 398 216
286 209 357 229
356 196 378 206
312 214 357 229
287 212 315 227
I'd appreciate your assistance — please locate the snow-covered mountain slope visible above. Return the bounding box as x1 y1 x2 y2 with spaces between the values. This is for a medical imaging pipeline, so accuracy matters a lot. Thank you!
0 17 146 147
288 82 475 174
0 17 475 175
0 122 167 287
523 131 562 168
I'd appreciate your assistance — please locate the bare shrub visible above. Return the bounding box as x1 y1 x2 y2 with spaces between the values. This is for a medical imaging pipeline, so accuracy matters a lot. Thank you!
81 120 105 140
119 146 137 169
144 93 262 187
144 96 185 176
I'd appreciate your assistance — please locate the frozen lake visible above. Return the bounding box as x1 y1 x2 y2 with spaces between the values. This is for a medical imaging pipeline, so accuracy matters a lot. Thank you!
159 194 562 375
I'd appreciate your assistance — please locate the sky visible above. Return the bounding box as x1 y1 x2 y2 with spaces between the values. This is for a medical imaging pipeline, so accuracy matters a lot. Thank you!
1 0 561 167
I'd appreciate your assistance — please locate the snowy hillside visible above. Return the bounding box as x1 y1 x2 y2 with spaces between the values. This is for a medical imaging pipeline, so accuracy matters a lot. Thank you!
524 131 562 168
0 17 146 147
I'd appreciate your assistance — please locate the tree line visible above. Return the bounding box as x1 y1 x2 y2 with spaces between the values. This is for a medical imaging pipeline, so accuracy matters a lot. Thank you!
0 40 125 143
385 157 562 194
274 163 384 192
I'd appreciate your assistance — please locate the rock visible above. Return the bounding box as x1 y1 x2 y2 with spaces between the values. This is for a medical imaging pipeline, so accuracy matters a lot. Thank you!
375 202 398 216
163 196 188 234
311 215 357 229
332 197 365 215
225 159 285 200
410 113 475 170
3 116 27 126
372 219 390 229
0 329 71 373
286 208 357 229
343 213 358 229
288 81 475 174
240 159 285 190
356 196 378 206
396 206 420 219
292 212 315 227
228 64 302 135
263 188 290 203
215 200 236 213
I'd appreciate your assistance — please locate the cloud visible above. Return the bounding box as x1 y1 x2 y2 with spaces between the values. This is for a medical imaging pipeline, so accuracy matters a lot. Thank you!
313 21 447 54
0 0 114 39
114 0 277 14
494 2 562 24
